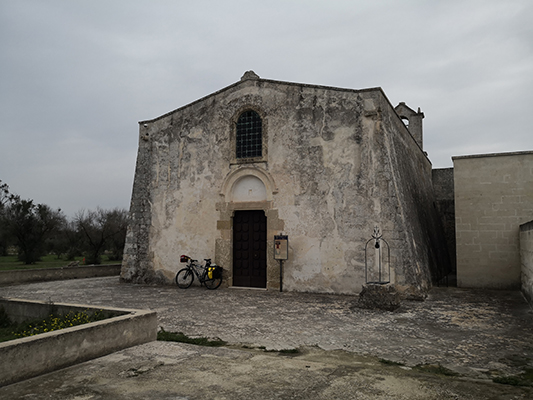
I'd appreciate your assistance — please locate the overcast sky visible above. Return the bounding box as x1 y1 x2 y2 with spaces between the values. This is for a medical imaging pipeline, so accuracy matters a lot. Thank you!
1 0 532 217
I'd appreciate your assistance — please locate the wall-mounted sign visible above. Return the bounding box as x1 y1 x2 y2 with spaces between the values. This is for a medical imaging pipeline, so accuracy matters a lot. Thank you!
274 235 288 260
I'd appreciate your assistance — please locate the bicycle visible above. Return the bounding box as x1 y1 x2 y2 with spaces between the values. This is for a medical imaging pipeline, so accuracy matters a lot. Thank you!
175 255 223 290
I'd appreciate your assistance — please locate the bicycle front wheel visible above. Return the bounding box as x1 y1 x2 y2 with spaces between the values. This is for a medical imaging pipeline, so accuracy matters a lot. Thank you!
175 268 193 288
204 276 222 290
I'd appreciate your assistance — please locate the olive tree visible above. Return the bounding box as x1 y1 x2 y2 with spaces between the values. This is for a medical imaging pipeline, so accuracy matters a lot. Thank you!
0 180 12 256
75 207 128 264
1 194 65 264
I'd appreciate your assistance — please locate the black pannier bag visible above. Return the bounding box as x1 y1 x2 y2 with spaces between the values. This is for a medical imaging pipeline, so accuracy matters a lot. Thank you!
208 265 223 279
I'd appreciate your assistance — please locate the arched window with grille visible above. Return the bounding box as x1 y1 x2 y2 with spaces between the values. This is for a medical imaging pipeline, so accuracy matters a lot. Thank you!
236 110 262 159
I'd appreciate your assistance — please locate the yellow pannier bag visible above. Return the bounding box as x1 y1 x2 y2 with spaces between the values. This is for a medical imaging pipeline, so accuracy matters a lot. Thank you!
207 265 222 279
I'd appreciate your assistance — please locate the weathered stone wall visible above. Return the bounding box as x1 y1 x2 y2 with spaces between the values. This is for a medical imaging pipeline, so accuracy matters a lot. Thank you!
120 123 156 283
454 151 533 289
122 74 446 295
378 102 451 293
432 168 456 274
520 220 533 305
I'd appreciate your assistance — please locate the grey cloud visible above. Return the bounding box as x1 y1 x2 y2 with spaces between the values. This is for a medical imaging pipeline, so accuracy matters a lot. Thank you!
1 0 532 216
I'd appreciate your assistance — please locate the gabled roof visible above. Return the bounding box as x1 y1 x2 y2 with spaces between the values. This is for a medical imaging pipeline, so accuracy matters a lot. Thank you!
140 71 385 124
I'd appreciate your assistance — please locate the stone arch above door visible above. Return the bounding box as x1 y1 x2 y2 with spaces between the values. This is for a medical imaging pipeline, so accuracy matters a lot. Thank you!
231 175 267 202
217 166 283 290
220 166 278 203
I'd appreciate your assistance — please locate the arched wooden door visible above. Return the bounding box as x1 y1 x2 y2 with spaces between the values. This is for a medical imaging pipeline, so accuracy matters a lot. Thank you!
233 210 267 288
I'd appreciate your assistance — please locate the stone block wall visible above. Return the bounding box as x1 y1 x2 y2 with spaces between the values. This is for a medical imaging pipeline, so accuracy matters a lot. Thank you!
453 151 533 289
520 220 533 305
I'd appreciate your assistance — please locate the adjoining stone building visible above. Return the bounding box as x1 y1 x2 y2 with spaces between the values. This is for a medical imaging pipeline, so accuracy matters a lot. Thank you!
452 151 533 290
521 220 533 304
121 71 450 296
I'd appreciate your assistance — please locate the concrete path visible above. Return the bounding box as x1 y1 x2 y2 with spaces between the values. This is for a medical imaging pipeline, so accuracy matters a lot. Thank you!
1 277 532 399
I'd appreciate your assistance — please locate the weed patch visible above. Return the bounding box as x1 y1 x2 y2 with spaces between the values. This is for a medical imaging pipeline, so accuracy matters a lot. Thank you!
157 328 226 347
260 347 300 355
414 363 459 376
379 358 405 366
262 348 299 354
279 348 299 354
493 369 533 387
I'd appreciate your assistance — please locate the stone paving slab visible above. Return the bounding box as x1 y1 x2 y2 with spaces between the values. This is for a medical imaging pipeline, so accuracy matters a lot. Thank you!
1 276 532 380
2 341 532 399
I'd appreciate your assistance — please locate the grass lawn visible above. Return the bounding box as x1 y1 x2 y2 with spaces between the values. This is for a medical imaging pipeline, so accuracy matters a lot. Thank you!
0 255 122 271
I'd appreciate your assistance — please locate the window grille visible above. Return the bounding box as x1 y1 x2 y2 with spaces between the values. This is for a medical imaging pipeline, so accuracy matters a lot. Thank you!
236 110 262 159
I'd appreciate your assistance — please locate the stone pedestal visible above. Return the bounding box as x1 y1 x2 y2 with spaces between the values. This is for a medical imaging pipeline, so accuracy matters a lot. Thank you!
356 283 401 311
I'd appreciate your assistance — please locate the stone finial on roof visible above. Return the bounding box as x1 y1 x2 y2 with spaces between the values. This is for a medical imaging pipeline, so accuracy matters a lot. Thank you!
241 70 260 81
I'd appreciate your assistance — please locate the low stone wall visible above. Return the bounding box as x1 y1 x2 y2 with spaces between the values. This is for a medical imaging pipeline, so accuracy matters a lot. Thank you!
0 264 121 286
520 220 533 306
0 298 157 387
1 298 125 323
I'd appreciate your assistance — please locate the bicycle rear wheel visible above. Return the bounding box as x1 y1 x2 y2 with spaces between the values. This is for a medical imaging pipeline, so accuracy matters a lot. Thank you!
175 268 193 288
204 276 222 290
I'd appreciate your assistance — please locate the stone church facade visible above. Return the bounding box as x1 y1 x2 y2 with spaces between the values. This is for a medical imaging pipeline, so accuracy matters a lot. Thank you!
121 71 449 296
